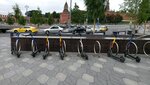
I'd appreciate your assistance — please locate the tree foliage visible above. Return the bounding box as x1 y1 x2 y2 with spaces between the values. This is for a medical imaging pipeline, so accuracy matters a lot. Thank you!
0 17 2 22
13 4 22 22
120 0 141 19
7 13 15 25
18 16 26 25
138 0 150 23
71 3 86 24
84 0 105 31
105 14 123 23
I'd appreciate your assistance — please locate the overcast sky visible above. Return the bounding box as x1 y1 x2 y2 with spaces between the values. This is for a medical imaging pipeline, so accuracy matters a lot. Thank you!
0 0 124 15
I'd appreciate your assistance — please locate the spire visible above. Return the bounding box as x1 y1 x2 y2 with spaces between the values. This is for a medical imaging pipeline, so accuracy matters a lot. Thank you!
64 2 68 10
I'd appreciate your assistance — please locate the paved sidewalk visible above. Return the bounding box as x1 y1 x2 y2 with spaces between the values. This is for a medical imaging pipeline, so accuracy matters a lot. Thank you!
0 37 150 85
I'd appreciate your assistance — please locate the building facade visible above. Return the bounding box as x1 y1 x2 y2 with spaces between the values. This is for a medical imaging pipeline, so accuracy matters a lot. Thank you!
0 14 7 21
59 2 70 24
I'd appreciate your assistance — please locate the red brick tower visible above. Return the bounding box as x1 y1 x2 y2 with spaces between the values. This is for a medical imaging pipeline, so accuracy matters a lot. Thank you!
59 2 70 24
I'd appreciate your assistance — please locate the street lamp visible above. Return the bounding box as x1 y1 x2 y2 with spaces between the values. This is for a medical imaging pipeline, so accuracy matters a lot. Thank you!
25 5 29 24
69 0 72 28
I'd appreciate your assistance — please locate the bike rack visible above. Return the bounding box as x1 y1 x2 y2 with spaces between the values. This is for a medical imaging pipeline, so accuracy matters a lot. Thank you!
143 41 150 57
124 41 141 62
77 38 88 60
93 41 101 57
11 33 21 58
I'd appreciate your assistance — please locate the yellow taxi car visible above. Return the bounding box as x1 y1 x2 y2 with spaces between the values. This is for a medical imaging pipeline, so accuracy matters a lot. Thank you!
99 26 108 32
12 26 38 33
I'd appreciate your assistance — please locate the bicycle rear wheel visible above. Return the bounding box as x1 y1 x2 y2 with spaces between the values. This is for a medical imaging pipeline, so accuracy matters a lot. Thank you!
126 41 138 56
143 41 150 57
31 40 37 53
110 42 119 56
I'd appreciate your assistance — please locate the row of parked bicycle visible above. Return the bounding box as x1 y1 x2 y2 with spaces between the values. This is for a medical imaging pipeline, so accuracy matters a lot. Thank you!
11 32 150 63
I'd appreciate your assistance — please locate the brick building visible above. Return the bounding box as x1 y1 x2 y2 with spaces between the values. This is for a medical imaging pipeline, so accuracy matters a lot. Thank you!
0 14 7 21
59 2 70 24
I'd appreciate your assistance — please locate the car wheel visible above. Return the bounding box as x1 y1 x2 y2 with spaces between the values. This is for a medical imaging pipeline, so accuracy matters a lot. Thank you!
14 30 18 33
45 31 50 35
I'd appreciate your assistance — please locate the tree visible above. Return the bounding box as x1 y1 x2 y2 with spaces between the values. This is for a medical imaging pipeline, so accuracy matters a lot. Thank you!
7 13 15 25
120 0 141 20
48 15 54 25
138 0 150 23
0 17 2 22
13 4 22 22
18 16 26 25
30 7 43 26
71 3 86 24
84 0 105 32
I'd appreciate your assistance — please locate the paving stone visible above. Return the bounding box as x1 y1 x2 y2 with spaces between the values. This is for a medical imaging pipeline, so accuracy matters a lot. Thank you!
16 67 25 74
82 74 94 83
11 74 22 82
4 63 14 68
26 59 35 64
93 63 103 68
91 66 100 72
73 63 81 68
65 57 70 61
98 58 107 63
16 77 31 85
39 63 48 68
55 73 66 81
68 65 77 71
0 75 4 81
27 79 41 85
4 71 16 79
22 58 30 62
123 78 138 85
77 60 85 64
22 69 33 77
113 67 125 74
4 57 12 61
138 65 150 70
47 78 59 85
47 65 55 70
126 63 137 68
125 69 139 77
48 57 53 60
37 74 49 84
77 79 89 85
138 82 148 85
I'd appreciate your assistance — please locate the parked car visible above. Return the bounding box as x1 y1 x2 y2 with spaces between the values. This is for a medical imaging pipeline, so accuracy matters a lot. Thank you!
12 26 38 33
72 26 86 34
43 25 64 34
63 25 76 33
88 25 108 35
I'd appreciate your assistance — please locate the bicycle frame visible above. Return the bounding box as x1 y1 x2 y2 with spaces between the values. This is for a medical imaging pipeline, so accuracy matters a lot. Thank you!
124 34 140 63
43 33 51 59
30 33 40 57
107 33 125 63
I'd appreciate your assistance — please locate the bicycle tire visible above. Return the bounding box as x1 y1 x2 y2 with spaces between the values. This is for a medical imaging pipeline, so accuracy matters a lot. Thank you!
15 39 21 53
31 40 37 53
45 39 50 53
94 41 101 54
110 42 119 56
143 41 150 57
126 41 138 56
77 40 84 55
62 40 66 54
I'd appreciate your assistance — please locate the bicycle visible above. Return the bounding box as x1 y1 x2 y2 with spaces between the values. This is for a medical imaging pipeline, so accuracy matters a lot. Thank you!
43 32 51 60
30 33 41 57
93 41 101 57
107 33 125 63
77 34 88 60
11 32 21 58
59 33 66 60
124 34 141 63
143 41 150 57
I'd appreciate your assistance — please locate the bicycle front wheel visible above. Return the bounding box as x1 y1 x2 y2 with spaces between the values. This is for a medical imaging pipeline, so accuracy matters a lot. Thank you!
110 42 119 56
15 39 21 52
31 40 37 53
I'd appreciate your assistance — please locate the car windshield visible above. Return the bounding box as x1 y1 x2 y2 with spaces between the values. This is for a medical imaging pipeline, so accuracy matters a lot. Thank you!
24 26 30 28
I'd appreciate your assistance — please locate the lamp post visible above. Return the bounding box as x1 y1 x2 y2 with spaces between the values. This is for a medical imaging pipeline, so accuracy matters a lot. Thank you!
69 0 72 28
25 5 29 24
